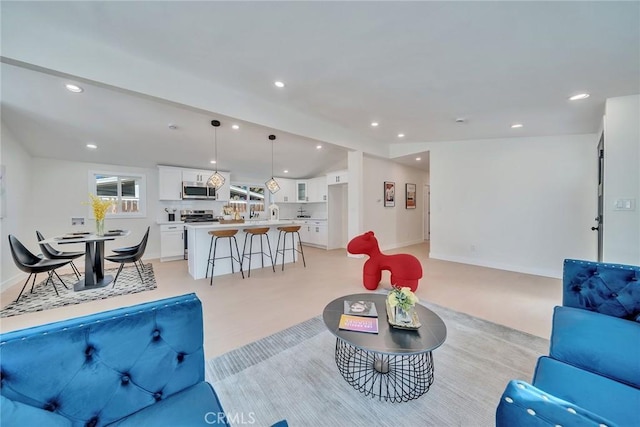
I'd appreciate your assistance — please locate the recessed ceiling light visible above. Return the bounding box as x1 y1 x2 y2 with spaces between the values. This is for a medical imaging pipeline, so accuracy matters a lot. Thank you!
511 123 523 129
398 133 405 138
274 81 285 88
66 84 83 93
232 124 240 130
416 157 421 161
283 170 289 174
569 93 590 101
316 145 322 149
455 118 466 123
371 122 379 127
168 123 177 130
86 144 97 149
210 160 216 164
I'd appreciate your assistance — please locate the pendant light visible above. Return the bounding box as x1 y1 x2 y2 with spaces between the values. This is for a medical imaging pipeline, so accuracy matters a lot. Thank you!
207 119 225 190
265 134 280 193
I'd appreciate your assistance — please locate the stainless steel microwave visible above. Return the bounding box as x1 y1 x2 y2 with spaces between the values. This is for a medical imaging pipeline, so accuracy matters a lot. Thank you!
182 182 216 200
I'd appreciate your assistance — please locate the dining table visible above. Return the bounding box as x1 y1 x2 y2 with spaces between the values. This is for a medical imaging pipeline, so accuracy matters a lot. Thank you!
39 230 130 291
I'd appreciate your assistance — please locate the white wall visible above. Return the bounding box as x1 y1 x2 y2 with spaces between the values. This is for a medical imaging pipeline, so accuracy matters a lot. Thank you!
27 158 160 258
603 94 640 264
362 156 428 250
1 122 34 289
0 156 162 291
429 134 598 278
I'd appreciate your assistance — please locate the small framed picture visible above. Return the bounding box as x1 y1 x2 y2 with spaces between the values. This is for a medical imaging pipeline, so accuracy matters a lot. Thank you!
384 181 395 207
406 183 416 209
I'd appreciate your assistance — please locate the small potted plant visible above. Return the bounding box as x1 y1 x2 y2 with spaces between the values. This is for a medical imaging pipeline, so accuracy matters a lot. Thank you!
387 285 419 325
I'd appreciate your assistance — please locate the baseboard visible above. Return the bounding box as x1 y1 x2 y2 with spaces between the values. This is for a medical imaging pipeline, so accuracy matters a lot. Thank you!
1 272 27 293
429 253 562 279
380 239 425 252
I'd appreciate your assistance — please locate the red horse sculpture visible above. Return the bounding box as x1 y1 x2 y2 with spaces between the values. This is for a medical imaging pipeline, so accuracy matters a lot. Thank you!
347 231 422 292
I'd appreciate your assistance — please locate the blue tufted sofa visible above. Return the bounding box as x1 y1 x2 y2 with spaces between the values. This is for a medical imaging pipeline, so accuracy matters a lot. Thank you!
496 259 640 427
0 293 246 426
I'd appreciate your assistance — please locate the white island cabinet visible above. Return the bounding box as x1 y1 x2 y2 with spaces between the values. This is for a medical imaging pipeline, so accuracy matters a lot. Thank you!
186 220 298 280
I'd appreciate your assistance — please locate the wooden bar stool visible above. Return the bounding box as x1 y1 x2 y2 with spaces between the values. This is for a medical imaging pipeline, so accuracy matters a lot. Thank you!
241 227 275 277
274 225 306 271
206 229 244 285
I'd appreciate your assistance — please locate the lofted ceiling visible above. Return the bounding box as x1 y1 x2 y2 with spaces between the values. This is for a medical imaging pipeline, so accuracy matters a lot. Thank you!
1 1 638 180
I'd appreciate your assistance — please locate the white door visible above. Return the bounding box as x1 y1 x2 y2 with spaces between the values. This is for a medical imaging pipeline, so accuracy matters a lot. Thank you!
423 185 430 241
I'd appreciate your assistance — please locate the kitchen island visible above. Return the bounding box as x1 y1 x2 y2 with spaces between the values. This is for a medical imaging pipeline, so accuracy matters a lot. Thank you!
185 220 298 280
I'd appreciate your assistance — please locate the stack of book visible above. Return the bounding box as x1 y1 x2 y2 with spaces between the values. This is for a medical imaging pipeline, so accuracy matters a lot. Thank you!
338 300 379 334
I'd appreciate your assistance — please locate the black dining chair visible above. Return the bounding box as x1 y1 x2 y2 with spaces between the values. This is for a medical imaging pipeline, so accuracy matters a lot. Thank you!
36 230 84 279
8 235 72 302
105 227 149 286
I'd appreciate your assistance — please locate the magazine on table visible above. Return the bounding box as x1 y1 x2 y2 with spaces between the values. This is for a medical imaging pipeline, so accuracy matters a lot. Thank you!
338 314 379 334
343 300 378 317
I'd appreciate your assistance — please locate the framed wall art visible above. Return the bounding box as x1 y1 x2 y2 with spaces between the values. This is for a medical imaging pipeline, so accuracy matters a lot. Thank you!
384 181 395 207
406 183 416 209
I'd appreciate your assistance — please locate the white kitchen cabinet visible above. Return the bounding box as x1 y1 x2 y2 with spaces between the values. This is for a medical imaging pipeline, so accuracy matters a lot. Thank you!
158 166 183 201
327 170 348 185
296 181 308 202
273 178 296 203
215 171 231 201
160 224 184 261
182 169 213 183
299 220 327 248
308 176 327 202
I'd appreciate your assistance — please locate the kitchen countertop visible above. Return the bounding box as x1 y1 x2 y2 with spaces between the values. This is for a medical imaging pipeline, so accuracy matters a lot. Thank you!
184 219 296 230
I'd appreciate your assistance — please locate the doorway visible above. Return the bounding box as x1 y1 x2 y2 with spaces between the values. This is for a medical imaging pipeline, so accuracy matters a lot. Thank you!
423 184 430 241
594 133 604 261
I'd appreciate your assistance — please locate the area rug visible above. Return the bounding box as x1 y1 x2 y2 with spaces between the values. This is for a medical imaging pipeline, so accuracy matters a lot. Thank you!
1 264 156 318
206 301 550 427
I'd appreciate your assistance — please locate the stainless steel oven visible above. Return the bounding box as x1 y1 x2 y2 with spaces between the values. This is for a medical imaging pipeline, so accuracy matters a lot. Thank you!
180 210 218 260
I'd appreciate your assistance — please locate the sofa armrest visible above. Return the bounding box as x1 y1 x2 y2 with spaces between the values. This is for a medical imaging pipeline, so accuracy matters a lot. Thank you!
496 380 619 427
550 306 640 388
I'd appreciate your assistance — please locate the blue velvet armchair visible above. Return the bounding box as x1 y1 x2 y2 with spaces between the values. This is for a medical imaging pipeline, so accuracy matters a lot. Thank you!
496 259 640 427
0 294 243 426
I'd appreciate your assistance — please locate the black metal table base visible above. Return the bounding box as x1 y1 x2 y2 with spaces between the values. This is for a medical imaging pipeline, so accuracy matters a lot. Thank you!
73 275 114 291
334 338 434 402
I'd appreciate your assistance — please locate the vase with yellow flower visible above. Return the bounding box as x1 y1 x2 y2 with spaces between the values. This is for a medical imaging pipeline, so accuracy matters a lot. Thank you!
87 194 114 236
387 285 419 326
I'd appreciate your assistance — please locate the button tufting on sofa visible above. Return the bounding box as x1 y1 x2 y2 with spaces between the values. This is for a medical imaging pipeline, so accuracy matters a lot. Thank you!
44 400 59 412
121 374 130 385
85 416 98 427
177 352 185 363
84 345 95 358
152 329 161 340
153 391 162 401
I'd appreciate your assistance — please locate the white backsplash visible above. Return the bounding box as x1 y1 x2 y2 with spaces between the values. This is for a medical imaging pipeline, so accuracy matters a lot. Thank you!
278 202 327 219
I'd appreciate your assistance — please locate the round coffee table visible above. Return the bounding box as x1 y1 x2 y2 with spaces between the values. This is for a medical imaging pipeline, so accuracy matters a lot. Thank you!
323 293 447 402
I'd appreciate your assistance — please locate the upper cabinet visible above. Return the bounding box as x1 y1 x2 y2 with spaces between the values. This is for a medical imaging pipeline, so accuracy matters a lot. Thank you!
273 178 296 203
308 176 327 202
271 177 328 203
215 171 231 201
182 169 211 184
296 180 308 202
158 166 183 200
158 166 231 201
327 170 348 185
